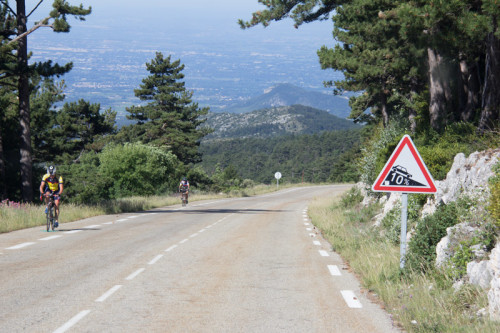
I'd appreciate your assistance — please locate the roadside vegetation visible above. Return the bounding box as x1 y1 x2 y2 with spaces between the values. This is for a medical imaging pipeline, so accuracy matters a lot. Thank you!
309 188 500 333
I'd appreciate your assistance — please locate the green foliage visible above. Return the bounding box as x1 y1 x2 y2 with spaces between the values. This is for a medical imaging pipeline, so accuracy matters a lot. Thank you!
340 186 363 208
62 143 179 203
381 195 423 244
98 143 178 199
489 161 500 227
124 52 209 164
200 129 362 184
406 202 459 273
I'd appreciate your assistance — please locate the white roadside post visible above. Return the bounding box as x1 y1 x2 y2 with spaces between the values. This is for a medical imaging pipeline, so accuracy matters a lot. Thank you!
275 172 282 189
372 135 437 269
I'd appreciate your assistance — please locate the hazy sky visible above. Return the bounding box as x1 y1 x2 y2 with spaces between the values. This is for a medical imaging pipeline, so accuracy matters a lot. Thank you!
26 0 333 46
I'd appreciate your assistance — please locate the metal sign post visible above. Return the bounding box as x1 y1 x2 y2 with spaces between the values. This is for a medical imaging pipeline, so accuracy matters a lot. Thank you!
400 193 408 269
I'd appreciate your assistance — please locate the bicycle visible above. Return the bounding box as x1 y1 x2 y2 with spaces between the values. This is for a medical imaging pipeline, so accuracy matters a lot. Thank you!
180 188 188 207
45 194 56 232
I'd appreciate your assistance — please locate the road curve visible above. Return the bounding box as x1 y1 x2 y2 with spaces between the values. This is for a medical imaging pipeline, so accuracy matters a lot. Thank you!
0 185 399 332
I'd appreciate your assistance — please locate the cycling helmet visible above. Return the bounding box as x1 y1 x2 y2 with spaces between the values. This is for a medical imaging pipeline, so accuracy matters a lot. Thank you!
47 165 56 175
182 177 187 181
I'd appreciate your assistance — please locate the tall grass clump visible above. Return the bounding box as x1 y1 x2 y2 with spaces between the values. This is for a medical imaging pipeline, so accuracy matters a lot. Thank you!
308 189 500 332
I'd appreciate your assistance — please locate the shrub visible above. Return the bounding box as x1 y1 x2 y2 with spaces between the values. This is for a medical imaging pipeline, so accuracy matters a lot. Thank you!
489 161 500 227
405 201 459 272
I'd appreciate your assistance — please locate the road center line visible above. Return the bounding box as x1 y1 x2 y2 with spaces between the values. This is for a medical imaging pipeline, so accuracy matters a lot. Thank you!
64 230 82 234
127 216 139 219
179 238 189 244
6 242 35 250
148 254 163 265
328 265 341 276
53 310 91 333
126 268 145 281
39 235 62 241
165 245 178 252
190 233 199 238
83 225 100 229
116 219 128 222
341 290 363 308
95 285 122 302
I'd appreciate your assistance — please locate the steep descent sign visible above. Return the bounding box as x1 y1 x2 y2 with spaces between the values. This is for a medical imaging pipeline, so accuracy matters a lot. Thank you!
372 135 437 193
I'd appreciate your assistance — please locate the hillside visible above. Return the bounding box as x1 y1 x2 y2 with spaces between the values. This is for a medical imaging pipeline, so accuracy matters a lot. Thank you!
214 83 351 118
202 104 359 141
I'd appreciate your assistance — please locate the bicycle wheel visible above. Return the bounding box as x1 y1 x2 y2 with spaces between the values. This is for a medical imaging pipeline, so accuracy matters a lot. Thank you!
46 207 50 232
49 205 55 231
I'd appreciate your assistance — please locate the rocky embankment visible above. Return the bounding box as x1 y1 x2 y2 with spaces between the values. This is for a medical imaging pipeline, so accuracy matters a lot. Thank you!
360 148 500 319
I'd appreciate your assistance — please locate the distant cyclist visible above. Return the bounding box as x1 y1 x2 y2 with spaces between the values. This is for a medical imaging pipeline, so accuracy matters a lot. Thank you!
39 165 63 228
179 177 190 204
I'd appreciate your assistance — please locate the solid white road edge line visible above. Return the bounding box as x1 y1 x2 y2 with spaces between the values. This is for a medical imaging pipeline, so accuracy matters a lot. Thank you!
126 268 145 281
6 242 35 250
148 254 163 265
328 265 341 276
95 285 122 302
341 290 363 308
53 310 91 333
179 238 189 244
83 225 100 229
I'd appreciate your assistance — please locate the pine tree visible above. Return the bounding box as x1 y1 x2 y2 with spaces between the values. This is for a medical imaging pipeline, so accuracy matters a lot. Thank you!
0 0 91 201
124 52 210 164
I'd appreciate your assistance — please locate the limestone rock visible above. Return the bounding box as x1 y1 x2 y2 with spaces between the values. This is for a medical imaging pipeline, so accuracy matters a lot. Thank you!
467 260 492 289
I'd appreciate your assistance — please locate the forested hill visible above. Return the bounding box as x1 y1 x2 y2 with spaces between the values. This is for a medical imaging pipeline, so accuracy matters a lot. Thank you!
202 104 359 141
215 83 351 118
199 129 361 184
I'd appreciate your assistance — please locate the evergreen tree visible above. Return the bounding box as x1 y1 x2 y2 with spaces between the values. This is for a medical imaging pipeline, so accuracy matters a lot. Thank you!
124 52 210 164
0 0 91 201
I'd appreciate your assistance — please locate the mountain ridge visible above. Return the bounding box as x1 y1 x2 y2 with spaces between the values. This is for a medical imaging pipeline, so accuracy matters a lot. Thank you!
202 104 359 141
212 83 351 118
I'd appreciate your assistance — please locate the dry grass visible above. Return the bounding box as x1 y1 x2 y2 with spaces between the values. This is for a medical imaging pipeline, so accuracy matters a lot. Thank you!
308 193 500 333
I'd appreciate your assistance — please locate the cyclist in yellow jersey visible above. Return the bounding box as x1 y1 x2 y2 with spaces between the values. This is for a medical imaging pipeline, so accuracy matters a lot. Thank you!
39 165 63 228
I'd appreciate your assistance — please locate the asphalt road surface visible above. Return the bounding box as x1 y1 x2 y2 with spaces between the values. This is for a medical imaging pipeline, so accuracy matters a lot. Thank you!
0 185 400 332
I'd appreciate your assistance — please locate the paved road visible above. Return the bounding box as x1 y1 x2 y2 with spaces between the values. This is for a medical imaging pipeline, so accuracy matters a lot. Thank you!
0 185 399 332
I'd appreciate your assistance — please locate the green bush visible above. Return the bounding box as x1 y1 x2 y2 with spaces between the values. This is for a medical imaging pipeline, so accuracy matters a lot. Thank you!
99 143 178 198
489 162 500 227
62 143 179 203
405 201 459 272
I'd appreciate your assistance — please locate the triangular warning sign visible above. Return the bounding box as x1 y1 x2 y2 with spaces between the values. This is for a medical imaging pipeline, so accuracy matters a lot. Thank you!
372 135 437 193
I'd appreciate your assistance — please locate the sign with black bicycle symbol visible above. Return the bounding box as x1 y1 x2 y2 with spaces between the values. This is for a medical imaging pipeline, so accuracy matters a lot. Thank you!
372 135 437 194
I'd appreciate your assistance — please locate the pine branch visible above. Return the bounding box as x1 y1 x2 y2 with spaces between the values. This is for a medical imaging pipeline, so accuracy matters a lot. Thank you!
27 0 45 18
0 0 16 16
7 16 52 45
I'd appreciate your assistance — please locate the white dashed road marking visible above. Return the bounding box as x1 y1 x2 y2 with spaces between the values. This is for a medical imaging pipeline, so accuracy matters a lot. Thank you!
148 254 163 265
126 268 145 281
39 235 62 241
313 240 321 246
319 250 330 257
6 242 35 250
328 265 341 276
64 230 82 234
341 290 363 308
165 245 178 252
95 285 122 302
84 225 100 229
53 310 91 333
179 238 189 244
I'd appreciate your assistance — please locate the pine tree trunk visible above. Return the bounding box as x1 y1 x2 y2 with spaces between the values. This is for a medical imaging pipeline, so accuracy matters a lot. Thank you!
0 128 6 200
479 23 500 133
428 48 449 131
459 59 480 123
16 1 33 202
381 83 389 127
